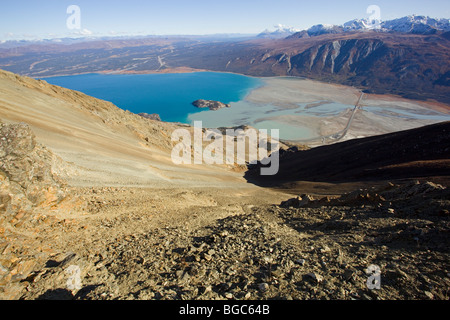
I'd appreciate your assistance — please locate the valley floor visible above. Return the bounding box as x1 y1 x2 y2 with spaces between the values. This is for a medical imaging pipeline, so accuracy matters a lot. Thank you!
244 77 450 146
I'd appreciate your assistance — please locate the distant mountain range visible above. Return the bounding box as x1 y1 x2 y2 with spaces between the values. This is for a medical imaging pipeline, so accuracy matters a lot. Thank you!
288 15 450 39
0 15 448 104
1 15 448 47
257 24 301 39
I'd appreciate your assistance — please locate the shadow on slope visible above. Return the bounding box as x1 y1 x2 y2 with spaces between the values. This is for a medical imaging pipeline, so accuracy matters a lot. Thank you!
245 121 450 191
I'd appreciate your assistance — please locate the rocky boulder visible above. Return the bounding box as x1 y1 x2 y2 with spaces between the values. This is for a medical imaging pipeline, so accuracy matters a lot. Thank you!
0 122 71 299
280 194 314 208
0 122 66 216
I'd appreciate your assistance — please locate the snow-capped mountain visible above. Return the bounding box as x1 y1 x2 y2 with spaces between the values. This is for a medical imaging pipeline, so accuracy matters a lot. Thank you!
257 24 301 39
381 15 450 34
306 24 345 36
343 18 382 31
288 15 450 39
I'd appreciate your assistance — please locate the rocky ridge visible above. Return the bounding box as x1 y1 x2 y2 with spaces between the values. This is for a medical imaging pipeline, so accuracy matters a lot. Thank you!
0 121 84 299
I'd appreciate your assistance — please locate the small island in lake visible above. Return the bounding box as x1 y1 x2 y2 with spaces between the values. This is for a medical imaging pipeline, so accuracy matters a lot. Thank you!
192 99 231 111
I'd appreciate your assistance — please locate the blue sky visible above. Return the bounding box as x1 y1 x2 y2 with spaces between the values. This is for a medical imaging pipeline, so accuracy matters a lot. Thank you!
1 0 449 40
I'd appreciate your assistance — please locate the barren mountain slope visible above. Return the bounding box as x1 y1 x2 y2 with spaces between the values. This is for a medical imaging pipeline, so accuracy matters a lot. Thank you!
0 69 287 299
0 70 448 301
0 69 254 188
1 31 449 103
246 121 450 192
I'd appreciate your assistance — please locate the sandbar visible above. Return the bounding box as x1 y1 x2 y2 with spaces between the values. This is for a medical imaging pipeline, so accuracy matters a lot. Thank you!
189 76 450 146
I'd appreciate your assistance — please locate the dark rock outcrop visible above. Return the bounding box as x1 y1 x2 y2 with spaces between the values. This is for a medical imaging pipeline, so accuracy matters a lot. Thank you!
137 113 161 121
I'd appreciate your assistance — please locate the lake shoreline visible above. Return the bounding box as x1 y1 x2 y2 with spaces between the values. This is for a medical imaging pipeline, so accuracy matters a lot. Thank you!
41 70 450 145
189 75 450 144
43 71 263 124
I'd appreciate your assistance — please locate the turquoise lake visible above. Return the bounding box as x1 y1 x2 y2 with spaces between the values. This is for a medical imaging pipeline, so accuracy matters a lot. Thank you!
42 72 450 141
43 72 262 123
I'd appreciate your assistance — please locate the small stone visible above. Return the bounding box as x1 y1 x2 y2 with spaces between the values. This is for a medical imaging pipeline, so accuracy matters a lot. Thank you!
203 254 212 261
182 272 190 282
295 259 306 266
387 208 395 214
226 268 236 276
175 270 184 278
263 256 273 264
320 246 331 253
306 272 323 283
396 269 409 280
343 269 355 281
424 291 434 299
271 269 283 278
258 283 269 292
225 292 233 299
0 264 8 274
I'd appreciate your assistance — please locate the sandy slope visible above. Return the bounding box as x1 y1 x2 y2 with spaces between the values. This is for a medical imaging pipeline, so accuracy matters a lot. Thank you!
0 69 291 299
1 69 448 301
0 69 257 189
